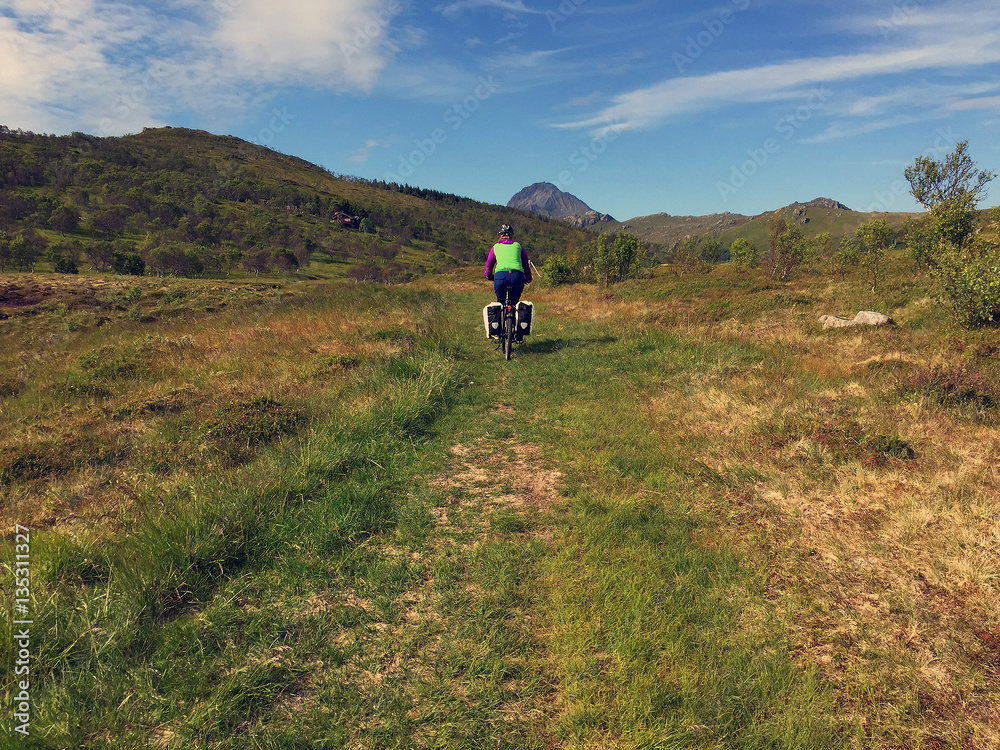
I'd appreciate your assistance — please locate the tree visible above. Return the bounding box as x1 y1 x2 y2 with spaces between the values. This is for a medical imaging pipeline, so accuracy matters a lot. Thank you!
805 232 833 267
111 250 145 276
50 205 80 235
0 231 11 272
855 218 895 292
763 215 804 280
593 232 645 285
904 140 996 211
91 204 132 236
243 248 272 276
672 236 710 275
697 237 722 264
729 237 759 269
86 241 115 271
46 241 81 274
11 231 38 271
903 142 999 327
54 255 79 274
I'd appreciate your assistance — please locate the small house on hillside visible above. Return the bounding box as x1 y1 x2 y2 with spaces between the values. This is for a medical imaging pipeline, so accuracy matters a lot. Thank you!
332 212 360 229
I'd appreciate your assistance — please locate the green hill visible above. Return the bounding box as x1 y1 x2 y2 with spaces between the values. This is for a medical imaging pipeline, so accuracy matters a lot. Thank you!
614 198 921 253
0 126 595 279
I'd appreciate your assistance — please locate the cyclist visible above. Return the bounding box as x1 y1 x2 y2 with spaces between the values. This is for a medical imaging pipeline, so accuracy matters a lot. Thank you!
485 224 532 304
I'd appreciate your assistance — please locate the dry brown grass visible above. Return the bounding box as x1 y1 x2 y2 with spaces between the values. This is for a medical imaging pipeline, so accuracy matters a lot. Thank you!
638 297 1000 747
0 275 426 535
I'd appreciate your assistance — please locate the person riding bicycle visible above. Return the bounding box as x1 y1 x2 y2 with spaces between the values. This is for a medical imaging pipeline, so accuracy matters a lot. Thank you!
485 224 532 304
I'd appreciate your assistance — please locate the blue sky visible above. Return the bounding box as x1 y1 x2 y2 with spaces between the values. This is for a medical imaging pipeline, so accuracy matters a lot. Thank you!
1 0 999 219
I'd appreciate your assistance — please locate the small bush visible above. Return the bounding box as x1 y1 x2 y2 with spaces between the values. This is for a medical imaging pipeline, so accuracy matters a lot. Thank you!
0 434 129 483
316 353 360 372
78 344 146 381
810 420 916 467
54 255 79 274
203 396 307 464
901 365 1000 411
542 253 573 286
112 250 145 276
0 374 24 397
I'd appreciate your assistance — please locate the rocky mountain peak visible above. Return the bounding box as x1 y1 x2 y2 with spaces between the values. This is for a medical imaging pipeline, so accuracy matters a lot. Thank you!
800 197 852 211
507 182 593 218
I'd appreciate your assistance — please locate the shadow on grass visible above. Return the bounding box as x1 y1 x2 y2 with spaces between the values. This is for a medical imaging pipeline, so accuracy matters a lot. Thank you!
505 336 618 355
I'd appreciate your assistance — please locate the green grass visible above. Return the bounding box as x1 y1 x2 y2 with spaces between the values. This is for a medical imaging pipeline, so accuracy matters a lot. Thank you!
4 259 999 748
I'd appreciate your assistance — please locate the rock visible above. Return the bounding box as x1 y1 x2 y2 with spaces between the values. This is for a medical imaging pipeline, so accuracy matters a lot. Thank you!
819 315 856 328
561 210 617 229
804 197 851 211
819 311 895 328
853 311 894 326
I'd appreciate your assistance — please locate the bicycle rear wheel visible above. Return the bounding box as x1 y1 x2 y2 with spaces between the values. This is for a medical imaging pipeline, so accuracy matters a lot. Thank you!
504 301 514 360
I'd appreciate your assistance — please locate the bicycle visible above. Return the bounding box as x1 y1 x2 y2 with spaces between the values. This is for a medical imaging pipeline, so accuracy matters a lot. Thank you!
485 280 533 360
496 285 516 361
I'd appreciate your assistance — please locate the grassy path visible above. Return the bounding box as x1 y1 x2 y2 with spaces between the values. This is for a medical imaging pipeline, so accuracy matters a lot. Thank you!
5 272 999 748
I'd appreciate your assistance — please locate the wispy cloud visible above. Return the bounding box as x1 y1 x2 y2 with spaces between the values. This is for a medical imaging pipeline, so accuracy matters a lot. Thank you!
349 139 382 163
801 115 929 145
948 96 1000 111
434 0 541 19
556 31 1000 134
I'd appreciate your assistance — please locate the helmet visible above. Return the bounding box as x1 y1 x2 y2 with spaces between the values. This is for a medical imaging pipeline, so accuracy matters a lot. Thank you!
498 224 512 237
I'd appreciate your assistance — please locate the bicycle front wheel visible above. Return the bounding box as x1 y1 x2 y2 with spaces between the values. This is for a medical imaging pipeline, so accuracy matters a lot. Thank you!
504 310 514 360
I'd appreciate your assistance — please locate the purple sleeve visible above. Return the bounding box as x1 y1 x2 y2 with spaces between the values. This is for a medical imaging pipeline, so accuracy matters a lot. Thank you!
521 248 532 283
485 248 497 278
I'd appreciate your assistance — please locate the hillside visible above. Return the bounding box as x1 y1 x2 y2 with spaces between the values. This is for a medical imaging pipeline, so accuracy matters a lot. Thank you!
0 126 595 280
617 197 920 251
612 210 753 247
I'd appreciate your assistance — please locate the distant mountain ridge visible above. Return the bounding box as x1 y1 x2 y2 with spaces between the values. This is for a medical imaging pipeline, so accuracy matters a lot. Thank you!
507 182 592 217
614 197 915 251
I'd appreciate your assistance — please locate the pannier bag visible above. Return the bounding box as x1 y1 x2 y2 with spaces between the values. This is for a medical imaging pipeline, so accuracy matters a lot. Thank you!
483 303 503 339
516 301 534 337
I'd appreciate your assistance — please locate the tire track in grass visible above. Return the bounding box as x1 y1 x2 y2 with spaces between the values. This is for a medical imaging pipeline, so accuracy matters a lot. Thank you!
337 436 566 748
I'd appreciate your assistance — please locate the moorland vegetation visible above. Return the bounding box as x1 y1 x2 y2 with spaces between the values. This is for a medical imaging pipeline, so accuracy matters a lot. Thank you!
1 130 999 748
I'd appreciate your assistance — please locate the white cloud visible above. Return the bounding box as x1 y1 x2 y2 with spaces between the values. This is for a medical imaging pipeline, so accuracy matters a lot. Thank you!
0 2 167 134
210 0 400 91
0 0 405 134
556 31 1000 134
